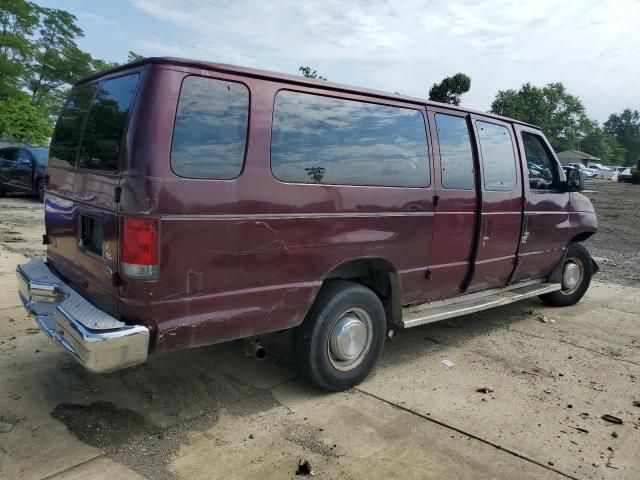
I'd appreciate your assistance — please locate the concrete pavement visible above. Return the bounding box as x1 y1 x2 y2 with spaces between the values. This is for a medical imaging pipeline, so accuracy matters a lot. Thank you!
1 245 638 479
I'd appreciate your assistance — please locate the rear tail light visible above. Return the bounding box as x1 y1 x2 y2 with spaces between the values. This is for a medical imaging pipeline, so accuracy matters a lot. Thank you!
121 217 158 278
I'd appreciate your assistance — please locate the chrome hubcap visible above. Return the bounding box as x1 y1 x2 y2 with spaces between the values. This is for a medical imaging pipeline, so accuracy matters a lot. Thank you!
562 259 583 294
328 308 372 371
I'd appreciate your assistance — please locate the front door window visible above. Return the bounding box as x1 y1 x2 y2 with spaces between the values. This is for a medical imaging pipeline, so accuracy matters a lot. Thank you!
522 132 558 191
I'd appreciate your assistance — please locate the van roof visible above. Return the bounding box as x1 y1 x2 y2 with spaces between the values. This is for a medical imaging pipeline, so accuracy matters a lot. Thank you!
77 56 539 129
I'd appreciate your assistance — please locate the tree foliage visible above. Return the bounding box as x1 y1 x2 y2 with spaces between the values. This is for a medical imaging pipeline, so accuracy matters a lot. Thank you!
604 109 640 166
489 82 632 165
0 94 52 144
579 120 626 165
127 50 145 63
0 0 39 99
0 1 127 143
299 66 326 80
428 73 471 106
490 82 587 151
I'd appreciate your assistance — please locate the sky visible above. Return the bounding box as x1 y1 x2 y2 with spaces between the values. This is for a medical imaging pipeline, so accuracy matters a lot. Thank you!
36 0 640 123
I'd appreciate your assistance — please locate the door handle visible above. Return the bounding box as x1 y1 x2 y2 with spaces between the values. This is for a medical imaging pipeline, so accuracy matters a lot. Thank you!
482 219 490 240
521 216 530 244
481 219 490 247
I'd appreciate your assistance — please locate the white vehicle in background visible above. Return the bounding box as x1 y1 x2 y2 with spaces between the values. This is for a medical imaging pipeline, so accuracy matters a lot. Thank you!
567 163 596 179
589 163 615 179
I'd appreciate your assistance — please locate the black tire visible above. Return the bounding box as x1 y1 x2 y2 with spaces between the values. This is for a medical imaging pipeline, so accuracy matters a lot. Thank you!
35 178 44 202
293 280 386 391
539 243 593 307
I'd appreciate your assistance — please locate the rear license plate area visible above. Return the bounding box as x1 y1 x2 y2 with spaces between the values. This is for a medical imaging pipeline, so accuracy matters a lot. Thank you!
78 214 103 256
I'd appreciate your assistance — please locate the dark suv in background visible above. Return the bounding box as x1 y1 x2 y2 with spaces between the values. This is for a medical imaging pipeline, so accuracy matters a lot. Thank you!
0 146 49 202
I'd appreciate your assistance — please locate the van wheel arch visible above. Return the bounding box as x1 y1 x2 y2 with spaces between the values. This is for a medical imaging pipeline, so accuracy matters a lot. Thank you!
570 231 595 243
315 258 402 328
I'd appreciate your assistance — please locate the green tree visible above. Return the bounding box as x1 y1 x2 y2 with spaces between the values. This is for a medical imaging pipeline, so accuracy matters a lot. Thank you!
25 8 93 106
127 50 145 63
299 66 327 80
0 0 39 99
0 3 130 143
578 121 626 165
428 73 471 106
603 109 640 166
91 57 119 73
490 82 587 151
0 94 52 144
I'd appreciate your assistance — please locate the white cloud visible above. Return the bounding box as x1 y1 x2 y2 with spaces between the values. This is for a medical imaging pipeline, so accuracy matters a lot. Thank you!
129 0 640 122
134 39 185 57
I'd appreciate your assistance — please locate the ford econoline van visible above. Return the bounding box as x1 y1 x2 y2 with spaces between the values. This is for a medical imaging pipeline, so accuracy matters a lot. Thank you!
17 58 598 391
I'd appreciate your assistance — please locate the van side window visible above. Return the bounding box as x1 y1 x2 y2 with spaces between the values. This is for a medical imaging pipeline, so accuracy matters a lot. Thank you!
521 132 558 191
434 114 474 190
171 76 249 179
476 121 517 191
50 85 96 169
271 91 429 187
79 74 139 171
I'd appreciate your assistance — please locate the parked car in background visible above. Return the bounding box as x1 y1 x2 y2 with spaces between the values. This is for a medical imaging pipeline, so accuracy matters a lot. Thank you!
0 147 49 202
17 58 599 391
589 163 616 180
567 163 595 179
618 168 633 183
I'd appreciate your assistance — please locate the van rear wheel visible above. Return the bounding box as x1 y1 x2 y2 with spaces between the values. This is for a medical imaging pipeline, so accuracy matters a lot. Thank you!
539 243 593 307
293 280 386 391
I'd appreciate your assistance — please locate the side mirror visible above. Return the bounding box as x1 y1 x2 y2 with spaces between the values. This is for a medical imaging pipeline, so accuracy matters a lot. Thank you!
562 167 585 192
17 157 33 167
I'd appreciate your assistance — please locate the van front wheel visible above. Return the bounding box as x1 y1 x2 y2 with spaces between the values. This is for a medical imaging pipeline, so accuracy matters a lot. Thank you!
539 243 593 307
293 280 386 391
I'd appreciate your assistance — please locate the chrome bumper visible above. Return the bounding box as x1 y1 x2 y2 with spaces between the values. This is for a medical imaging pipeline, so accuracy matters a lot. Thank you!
16 258 149 373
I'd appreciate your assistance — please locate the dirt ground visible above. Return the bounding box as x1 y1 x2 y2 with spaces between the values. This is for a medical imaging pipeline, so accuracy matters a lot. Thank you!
583 180 640 287
1 182 639 480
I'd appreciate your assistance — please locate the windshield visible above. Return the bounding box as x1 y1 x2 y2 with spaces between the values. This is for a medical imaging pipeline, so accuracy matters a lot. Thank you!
30 148 49 165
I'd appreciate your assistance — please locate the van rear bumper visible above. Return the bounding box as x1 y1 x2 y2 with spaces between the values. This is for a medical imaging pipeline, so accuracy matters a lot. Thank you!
16 258 149 373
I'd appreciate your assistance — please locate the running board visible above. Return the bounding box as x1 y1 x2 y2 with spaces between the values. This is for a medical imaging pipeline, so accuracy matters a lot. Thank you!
401 281 562 328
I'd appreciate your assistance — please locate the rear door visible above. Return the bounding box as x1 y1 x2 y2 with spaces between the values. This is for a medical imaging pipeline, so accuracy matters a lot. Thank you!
466 116 523 291
46 73 140 316
426 107 479 299
512 126 570 281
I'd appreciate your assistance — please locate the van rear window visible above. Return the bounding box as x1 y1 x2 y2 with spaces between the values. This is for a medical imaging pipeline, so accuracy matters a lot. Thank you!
79 74 139 171
270 91 429 188
49 85 96 169
171 76 249 179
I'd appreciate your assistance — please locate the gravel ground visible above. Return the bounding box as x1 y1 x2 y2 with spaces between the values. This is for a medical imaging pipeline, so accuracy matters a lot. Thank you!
583 180 640 287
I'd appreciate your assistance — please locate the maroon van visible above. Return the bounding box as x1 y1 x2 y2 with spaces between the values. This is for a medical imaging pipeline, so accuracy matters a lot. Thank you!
17 58 598 391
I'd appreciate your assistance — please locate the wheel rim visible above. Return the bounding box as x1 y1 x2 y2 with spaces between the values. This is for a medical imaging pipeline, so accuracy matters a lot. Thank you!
561 258 583 295
328 307 372 372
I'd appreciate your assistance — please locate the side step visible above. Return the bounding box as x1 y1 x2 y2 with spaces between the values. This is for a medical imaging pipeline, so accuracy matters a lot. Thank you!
401 281 561 328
